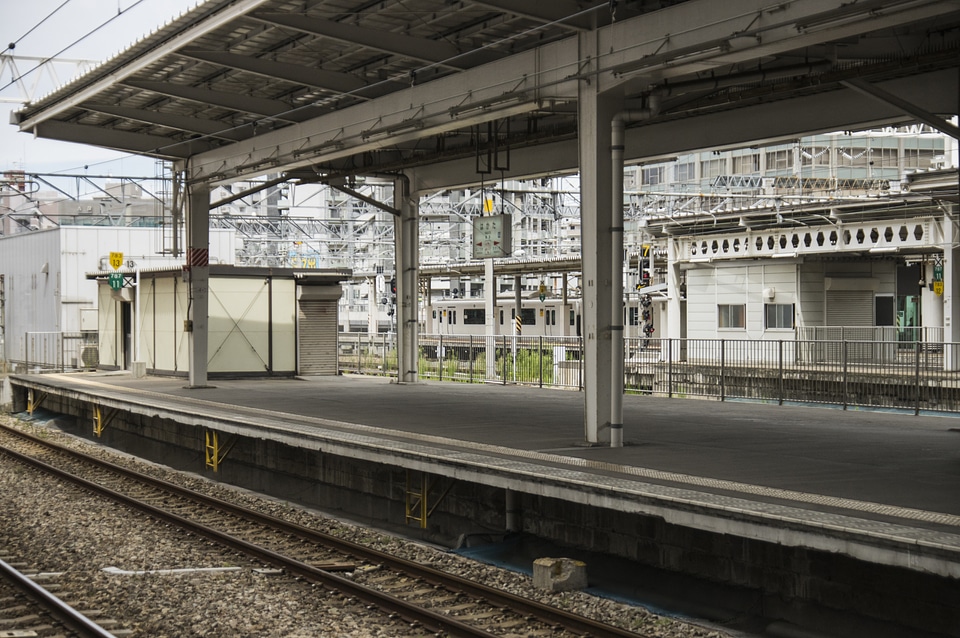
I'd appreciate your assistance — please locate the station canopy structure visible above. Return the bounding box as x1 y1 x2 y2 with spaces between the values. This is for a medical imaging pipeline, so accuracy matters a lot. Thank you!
11 0 959 188
11 0 960 444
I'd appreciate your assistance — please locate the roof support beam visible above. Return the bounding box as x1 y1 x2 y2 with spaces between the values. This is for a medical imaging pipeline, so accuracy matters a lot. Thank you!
840 78 960 140
84 104 252 141
32 120 199 158
122 79 297 120
472 0 597 30
179 49 399 98
329 183 399 216
250 12 499 69
406 68 959 192
210 174 290 208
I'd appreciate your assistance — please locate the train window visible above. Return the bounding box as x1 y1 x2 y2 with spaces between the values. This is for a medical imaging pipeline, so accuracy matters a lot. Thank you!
499 310 504 325
464 309 485 324
521 308 536 325
432 310 436 319
569 309 575 326
451 310 457 324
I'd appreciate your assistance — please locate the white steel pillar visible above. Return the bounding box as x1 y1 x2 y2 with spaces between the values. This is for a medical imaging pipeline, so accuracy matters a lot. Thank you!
186 181 211 388
484 258 496 380
579 63 620 444
944 203 960 370
394 176 419 383
667 238 683 354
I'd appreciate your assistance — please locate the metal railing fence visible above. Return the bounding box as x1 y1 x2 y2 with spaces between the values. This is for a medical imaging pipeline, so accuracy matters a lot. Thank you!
17 332 98 373
341 331 960 414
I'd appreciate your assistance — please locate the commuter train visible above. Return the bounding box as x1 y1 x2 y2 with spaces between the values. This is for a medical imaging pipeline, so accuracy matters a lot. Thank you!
423 295 659 340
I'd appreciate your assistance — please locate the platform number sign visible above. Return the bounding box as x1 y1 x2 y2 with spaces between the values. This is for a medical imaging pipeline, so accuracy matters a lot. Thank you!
109 251 124 270
108 272 124 291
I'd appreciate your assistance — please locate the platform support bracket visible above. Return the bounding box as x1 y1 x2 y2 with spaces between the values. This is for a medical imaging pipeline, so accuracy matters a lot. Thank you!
404 470 454 529
93 405 118 438
405 470 429 528
204 430 235 472
26 389 47 416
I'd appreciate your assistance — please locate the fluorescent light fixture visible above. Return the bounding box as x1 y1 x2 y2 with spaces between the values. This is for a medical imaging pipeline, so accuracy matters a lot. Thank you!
361 118 424 140
869 246 898 254
293 139 344 158
771 252 797 258
449 92 527 117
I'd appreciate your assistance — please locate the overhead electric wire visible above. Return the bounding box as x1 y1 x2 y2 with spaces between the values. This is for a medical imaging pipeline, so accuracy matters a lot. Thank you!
0 0 152 94
2 0 74 55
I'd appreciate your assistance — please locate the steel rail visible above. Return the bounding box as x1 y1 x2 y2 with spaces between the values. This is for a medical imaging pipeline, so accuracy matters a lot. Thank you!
0 439 494 638
0 422 651 638
0 557 117 638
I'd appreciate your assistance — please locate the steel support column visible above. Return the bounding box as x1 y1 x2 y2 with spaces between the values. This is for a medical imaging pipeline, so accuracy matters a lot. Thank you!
394 176 419 383
945 203 960 370
187 182 211 388
667 238 683 355
578 43 620 444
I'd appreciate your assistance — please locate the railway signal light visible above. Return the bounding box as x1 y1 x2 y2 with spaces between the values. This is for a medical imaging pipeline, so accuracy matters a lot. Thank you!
390 277 397 294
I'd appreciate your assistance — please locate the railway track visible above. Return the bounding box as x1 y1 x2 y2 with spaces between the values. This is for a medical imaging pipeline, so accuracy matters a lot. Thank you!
0 555 120 637
0 422 655 638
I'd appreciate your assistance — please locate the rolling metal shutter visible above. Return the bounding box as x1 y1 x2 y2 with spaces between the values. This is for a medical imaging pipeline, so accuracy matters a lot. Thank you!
826 290 873 327
826 289 875 361
297 291 339 375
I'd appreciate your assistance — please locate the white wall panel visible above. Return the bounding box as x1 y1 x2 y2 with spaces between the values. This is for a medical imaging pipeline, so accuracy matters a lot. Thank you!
208 277 271 373
271 278 297 373
97 285 119 367
176 278 190 372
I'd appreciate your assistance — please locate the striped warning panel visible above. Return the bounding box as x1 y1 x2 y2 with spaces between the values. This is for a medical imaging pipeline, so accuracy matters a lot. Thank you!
186 247 209 267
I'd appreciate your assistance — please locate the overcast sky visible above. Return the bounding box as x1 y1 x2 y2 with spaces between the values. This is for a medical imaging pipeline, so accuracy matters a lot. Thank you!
0 0 200 175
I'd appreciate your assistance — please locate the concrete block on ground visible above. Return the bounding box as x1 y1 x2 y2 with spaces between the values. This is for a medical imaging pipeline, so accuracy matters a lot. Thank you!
533 557 588 592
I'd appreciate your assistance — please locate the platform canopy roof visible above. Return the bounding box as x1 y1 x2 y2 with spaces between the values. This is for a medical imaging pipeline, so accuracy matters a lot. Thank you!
12 0 960 191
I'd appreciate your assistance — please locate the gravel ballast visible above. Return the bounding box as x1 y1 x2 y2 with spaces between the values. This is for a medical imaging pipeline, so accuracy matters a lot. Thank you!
0 412 732 638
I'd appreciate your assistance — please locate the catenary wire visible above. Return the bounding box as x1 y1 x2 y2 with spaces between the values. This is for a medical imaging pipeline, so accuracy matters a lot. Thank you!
2 0 74 55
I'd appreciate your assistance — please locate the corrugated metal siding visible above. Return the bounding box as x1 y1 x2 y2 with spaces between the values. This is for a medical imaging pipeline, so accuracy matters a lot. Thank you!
0 230 61 361
298 299 338 375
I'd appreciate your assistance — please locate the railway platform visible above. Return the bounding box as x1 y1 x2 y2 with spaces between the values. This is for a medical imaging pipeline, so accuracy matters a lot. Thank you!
6 370 960 637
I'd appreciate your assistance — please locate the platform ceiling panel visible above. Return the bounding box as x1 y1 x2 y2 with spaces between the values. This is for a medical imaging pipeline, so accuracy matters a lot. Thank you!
12 0 960 187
